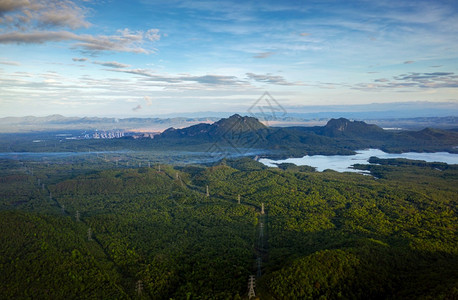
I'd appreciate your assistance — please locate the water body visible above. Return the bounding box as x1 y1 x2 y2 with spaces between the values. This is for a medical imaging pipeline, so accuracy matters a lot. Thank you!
259 149 458 173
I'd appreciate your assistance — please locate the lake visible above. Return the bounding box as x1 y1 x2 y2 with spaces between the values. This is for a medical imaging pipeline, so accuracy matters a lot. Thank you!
259 149 458 173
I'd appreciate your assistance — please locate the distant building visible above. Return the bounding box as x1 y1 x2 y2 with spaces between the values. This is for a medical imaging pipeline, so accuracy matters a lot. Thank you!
91 131 124 139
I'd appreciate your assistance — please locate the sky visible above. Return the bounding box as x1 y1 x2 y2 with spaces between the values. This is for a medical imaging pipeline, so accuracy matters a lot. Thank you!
0 0 457 117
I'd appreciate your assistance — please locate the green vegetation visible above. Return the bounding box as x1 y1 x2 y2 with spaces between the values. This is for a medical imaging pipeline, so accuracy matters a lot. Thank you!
0 155 457 299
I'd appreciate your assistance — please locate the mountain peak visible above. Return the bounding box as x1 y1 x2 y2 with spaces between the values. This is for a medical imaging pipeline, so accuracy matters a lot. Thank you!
157 114 266 141
324 118 384 136
325 118 352 131
214 114 266 132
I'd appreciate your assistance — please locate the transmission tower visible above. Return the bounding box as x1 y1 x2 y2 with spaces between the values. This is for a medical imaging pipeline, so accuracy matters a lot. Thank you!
88 228 92 241
49 192 52 201
248 275 256 299
42 183 45 191
75 210 80 222
238 194 241 204
206 185 209 197
158 165 161 172
261 203 265 215
61 204 65 214
136 280 143 296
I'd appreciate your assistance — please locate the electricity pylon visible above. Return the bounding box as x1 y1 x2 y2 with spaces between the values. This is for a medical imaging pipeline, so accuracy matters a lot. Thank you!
248 275 256 298
136 280 143 296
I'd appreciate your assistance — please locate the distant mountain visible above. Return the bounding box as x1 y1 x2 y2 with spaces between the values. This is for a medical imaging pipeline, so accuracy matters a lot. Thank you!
320 118 385 137
152 115 458 156
212 114 266 133
1 114 457 156
0 115 219 133
158 114 266 141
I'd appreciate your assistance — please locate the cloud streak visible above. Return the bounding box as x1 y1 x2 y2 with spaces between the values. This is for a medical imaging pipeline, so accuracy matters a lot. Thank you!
0 0 161 54
93 61 131 68
108 68 249 87
253 52 274 59
355 72 458 90
0 29 162 54
246 72 304 86
0 0 90 30
0 59 20 65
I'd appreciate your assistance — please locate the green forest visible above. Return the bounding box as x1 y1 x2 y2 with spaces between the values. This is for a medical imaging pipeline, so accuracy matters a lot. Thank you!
0 156 457 299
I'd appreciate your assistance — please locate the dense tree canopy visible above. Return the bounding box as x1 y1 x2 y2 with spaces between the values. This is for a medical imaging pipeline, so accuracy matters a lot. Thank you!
0 156 457 299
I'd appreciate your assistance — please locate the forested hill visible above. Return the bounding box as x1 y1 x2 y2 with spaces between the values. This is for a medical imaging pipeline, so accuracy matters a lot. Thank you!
0 157 457 298
159 114 266 139
152 114 458 156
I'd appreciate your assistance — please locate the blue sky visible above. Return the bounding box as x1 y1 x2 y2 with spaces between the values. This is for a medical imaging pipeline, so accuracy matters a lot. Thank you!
0 0 457 117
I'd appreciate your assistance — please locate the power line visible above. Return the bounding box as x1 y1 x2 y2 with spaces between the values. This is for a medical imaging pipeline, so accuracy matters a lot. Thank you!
257 257 262 277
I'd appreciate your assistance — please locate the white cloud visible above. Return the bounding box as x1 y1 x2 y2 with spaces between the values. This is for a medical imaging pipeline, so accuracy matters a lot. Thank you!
145 29 160 42
353 71 458 90
253 52 274 59
93 61 131 68
108 68 249 87
0 29 162 54
0 0 161 54
144 96 153 106
0 0 29 13
246 72 303 86
72 57 87 62
0 59 20 65
0 0 90 30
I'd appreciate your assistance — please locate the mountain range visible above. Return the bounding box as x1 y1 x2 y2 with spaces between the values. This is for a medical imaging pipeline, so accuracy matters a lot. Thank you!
1 112 457 133
0 114 456 157
151 114 458 156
